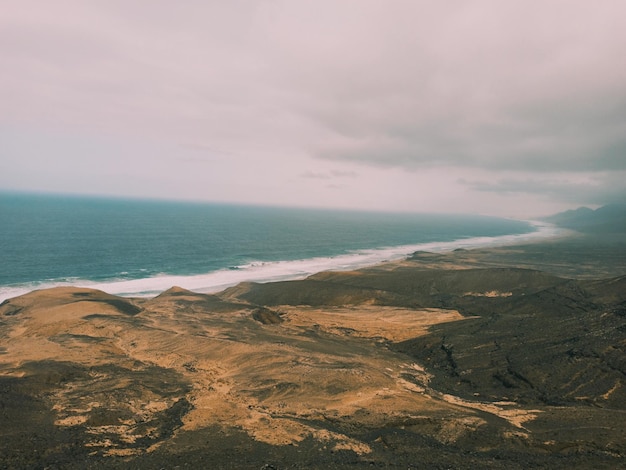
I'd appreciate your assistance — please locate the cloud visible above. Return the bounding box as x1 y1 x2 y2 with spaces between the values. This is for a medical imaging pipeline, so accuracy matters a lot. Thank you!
330 170 357 178
300 170 358 180
300 171 331 180
462 171 626 206
314 99 626 173
295 2 626 174
1 1 625 215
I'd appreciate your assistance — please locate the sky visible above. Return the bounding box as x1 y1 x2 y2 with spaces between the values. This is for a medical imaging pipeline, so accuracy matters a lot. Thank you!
1 1 625 218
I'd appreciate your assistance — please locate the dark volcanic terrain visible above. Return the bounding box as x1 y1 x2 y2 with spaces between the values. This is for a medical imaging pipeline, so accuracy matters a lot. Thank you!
1 234 625 469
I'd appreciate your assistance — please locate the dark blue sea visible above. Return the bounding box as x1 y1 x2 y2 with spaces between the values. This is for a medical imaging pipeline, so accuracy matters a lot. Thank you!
0 193 559 301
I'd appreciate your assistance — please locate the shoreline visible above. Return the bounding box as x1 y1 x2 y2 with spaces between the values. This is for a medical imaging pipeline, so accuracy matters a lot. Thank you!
0 220 567 303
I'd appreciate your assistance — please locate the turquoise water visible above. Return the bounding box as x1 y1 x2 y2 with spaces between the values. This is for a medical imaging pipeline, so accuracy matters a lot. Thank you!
0 193 553 300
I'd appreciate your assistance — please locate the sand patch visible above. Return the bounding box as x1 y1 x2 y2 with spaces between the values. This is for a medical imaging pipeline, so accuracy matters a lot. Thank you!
278 305 465 342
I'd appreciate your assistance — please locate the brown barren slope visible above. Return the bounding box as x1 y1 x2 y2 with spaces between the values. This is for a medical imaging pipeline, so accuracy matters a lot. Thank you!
1 235 625 468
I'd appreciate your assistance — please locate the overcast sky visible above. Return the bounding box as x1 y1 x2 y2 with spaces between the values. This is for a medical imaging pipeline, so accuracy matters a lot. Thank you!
1 1 625 218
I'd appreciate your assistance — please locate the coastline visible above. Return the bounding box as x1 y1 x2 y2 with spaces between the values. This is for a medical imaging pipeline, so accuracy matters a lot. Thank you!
0 220 565 303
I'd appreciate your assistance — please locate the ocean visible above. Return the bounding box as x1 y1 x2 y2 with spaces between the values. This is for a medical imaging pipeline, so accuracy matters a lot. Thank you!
0 193 560 302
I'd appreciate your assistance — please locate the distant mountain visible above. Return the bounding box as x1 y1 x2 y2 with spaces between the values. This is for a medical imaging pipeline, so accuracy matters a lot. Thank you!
542 203 626 233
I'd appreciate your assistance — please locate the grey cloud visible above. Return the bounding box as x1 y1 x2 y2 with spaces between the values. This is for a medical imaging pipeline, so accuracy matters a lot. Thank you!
300 170 358 180
330 170 357 178
4 1 624 177
301 171 331 180
325 183 347 190
268 2 626 175
310 71 626 173
462 172 626 206
2 1 625 214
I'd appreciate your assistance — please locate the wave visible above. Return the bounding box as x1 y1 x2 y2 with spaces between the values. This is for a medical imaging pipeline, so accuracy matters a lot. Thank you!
0 221 565 302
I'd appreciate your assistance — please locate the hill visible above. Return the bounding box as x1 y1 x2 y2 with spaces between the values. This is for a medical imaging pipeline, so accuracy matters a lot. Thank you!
542 203 626 233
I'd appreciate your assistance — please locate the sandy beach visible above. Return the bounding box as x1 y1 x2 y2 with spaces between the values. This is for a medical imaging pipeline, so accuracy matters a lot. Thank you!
1 233 625 468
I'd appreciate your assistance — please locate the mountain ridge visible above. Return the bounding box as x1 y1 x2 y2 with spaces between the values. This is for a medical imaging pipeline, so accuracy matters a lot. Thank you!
542 203 626 233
